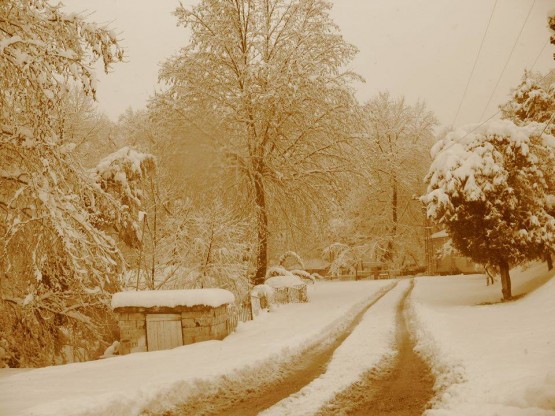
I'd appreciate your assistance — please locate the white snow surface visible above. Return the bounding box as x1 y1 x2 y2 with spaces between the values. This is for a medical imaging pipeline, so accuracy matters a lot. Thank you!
3 266 553 416
251 284 275 298
0 280 392 416
265 274 306 288
410 263 555 416
261 279 409 416
111 288 235 309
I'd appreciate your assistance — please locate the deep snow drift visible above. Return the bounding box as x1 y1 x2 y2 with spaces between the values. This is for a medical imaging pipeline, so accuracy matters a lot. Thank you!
410 263 555 416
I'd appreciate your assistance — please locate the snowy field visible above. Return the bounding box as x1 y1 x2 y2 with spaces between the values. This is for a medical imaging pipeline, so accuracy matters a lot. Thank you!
410 263 555 416
0 280 393 416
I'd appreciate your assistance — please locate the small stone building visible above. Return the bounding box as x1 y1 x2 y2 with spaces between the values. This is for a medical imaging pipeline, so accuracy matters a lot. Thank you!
111 288 235 355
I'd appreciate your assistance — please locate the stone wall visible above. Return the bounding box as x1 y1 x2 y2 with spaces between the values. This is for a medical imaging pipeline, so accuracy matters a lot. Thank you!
117 312 147 355
180 304 229 345
273 285 308 304
115 304 231 354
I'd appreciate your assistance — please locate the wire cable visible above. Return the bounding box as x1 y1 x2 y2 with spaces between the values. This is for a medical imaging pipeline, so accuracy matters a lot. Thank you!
479 0 536 121
452 0 498 126
443 71 553 150
530 38 549 71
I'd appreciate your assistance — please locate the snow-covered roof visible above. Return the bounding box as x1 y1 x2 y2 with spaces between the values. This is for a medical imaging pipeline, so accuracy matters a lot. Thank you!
111 288 235 310
431 230 448 239
265 275 306 289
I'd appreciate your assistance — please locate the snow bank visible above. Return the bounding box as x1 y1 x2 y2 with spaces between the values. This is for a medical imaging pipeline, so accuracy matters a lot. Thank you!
251 284 275 298
265 274 306 288
410 264 555 416
0 280 392 416
111 288 234 309
261 280 409 416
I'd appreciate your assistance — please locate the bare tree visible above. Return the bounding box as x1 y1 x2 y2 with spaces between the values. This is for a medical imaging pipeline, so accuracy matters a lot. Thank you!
359 92 436 267
155 0 361 284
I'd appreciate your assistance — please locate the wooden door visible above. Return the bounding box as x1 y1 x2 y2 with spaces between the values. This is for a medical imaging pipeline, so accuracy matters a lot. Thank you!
146 314 183 352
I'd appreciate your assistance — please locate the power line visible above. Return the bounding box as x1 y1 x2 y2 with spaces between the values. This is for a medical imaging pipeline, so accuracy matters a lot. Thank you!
444 71 553 150
452 0 498 126
530 38 549 71
479 0 536 121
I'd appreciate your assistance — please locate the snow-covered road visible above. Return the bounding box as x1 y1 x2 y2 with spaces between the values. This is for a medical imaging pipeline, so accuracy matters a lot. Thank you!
1 265 553 416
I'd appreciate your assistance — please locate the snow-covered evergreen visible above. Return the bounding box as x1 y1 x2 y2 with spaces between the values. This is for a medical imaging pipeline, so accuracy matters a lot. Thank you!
500 70 555 132
422 119 555 299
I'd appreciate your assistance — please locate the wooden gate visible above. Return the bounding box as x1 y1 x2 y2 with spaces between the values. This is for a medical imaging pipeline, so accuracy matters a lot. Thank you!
146 314 183 352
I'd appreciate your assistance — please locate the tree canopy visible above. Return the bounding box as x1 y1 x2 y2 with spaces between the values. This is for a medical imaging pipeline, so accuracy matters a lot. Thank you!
422 120 555 300
155 0 362 284
0 0 152 367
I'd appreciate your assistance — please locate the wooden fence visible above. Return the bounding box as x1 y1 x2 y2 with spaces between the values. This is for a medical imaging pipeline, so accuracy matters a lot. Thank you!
226 285 308 333
273 285 308 304
226 294 254 333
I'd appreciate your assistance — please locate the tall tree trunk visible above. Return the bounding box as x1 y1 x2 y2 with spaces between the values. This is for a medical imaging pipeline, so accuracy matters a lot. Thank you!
546 251 553 271
392 176 397 237
253 173 268 286
499 259 512 301
385 176 398 262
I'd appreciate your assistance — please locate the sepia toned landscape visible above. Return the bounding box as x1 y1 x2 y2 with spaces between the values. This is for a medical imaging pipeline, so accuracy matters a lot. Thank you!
1 1 554 415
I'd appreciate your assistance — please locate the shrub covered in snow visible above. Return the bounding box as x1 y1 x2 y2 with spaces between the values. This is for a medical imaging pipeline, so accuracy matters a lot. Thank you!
265 265 291 279
278 251 305 270
290 269 316 284
500 70 555 133
265 274 306 289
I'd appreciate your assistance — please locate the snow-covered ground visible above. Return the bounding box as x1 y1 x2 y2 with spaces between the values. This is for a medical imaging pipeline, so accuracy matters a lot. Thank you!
2 265 553 416
410 263 555 416
261 279 409 416
0 280 393 416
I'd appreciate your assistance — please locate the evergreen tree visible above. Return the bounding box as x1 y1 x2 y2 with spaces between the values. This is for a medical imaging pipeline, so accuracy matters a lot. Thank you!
422 120 555 300
500 70 555 132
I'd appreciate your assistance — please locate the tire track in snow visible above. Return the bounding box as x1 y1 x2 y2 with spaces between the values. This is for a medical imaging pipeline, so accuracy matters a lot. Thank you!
317 279 435 416
152 281 398 416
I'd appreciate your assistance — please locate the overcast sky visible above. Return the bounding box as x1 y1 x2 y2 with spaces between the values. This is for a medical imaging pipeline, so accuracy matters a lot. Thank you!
63 0 555 127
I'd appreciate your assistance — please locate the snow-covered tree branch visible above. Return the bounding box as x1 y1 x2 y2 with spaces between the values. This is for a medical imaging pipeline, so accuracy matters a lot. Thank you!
422 120 555 300
0 0 145 367
155 0 362 284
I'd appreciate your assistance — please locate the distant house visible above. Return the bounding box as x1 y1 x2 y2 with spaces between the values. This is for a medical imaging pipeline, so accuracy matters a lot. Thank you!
429 230 479 275
303 258 330 276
